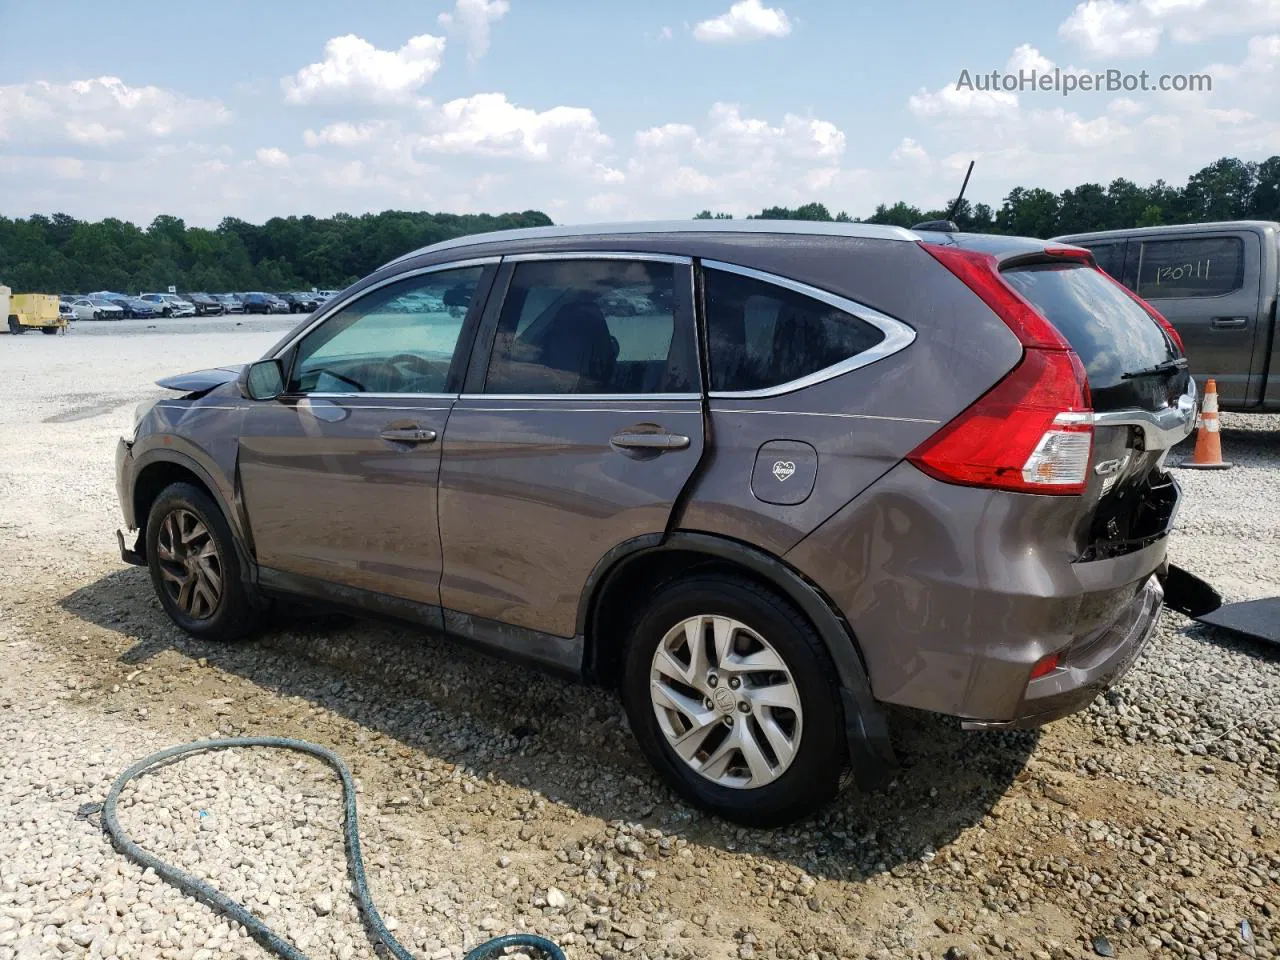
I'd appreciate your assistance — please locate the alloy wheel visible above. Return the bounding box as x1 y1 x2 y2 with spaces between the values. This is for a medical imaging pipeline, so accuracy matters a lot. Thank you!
649 615 803 789
155 508 223 620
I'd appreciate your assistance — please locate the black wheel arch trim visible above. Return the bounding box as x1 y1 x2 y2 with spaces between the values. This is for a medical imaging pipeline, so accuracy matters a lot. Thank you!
125 446 261 599
579 530 897 790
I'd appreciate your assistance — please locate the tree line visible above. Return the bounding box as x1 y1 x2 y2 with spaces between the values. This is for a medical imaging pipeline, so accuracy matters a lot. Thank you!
0 210 552 295
695 155 1280 236
2 155 1277 295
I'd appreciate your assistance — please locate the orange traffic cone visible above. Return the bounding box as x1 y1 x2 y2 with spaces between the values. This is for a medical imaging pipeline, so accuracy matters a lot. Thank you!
1181 379 1232 470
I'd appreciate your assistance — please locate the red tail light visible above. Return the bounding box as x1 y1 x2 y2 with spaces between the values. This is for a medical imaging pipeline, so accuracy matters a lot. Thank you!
1100 271 1186 354
911 242 1093 496
1029 651 1061 680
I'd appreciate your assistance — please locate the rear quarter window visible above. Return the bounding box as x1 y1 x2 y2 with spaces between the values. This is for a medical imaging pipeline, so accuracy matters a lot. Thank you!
1136 236 1244 299
1001 264 1173 389
703 267 887 393
1081 241 1124 279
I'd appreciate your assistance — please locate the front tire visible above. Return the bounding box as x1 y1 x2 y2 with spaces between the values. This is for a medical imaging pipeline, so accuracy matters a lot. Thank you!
7 316 23 335
145 482 260 642
621 575 848 826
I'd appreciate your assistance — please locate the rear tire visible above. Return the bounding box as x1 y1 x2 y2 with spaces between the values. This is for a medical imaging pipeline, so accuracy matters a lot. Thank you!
41 327 57 335
145 482 261 642
621 575 848 826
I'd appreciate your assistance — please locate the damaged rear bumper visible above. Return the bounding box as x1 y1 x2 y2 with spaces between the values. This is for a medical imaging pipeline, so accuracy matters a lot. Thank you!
962 574 1164 731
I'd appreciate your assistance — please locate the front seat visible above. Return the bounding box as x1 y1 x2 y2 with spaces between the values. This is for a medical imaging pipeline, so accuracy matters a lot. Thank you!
534 297 618 392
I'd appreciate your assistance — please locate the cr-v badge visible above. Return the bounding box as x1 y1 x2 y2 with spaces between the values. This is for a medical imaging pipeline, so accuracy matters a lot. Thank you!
1095 456 1129 477
772 460 796 482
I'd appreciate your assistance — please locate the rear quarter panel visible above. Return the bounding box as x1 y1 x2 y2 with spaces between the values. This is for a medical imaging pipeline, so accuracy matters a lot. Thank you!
676 237 1025 555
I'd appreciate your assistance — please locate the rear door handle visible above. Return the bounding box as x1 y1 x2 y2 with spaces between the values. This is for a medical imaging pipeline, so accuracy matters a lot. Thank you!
378 425 438 444
610 430 691 451
1211 316 1248 329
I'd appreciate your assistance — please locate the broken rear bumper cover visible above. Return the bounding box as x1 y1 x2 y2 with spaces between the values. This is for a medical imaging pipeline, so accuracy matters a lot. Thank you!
962 574 1164 731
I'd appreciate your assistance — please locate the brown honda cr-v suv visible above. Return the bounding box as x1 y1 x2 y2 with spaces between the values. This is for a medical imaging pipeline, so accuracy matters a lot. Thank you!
116 220 1196 825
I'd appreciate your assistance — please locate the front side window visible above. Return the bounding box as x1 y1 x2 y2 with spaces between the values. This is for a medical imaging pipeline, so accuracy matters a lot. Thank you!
289 265 482 395
484 259 696 395
703 267 887 393
1137 237 1245 299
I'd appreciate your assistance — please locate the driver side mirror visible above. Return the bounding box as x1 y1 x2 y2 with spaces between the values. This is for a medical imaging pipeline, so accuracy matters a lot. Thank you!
240 358 285 400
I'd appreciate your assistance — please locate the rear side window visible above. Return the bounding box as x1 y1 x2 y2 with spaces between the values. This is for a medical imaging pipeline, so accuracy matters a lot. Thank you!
1002 265 1172 386
484 259 697 395
1137 237 1244 299
1082 242 1124 279
703 268 886 393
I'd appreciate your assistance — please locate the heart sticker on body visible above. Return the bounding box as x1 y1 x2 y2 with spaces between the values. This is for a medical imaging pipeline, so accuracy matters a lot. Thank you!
772 460 797 482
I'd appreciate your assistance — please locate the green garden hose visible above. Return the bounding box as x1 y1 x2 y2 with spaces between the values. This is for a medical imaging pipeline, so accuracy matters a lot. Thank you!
101 737 565 960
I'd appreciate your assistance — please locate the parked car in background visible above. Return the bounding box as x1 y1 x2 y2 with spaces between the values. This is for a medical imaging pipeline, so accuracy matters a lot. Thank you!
212 294 244 314
98 294 161 319
114 220 1194 825
58 300 75 322
67 297 123 320
184 293 224 316
140 293 197 318
316 289 338 301
264 293 291 314
1054 220 1280 412
124 296 165 319
240 292 274 315
280 292 320 313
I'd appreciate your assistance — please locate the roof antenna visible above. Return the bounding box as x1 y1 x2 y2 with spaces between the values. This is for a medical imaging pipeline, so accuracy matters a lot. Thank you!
913 160 975 234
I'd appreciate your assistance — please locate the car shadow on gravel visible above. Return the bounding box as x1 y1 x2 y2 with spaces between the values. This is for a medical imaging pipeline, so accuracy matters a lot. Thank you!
61 567 1037 879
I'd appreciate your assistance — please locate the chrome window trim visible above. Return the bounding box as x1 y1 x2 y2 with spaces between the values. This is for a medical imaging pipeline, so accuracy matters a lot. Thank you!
503 251 692 265
700 259 917 399
271 257 501 360
302 392 458 401
460 393 701 402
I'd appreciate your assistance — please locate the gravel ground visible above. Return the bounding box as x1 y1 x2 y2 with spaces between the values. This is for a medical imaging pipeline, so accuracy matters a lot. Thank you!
1 321 1278 960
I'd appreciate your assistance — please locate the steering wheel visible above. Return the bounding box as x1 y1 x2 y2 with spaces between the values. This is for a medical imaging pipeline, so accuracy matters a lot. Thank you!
315 369 368 392
387 353 435 375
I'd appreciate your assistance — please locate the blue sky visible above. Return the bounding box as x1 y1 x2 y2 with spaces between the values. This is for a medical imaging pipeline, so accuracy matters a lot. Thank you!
1 0 1278 226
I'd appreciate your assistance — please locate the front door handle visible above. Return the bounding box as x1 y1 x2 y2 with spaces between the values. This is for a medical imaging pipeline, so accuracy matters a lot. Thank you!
379 425 438 445
1211 316 1248 329
610 429 691 451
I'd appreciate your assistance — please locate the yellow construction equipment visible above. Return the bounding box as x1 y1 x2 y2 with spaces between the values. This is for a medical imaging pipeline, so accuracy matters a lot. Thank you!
4 290 67 335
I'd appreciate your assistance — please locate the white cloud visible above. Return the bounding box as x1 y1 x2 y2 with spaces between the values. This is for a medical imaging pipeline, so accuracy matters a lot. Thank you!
693 0 792 43
303 121 389 148
891 137 930 166
282 33 446 104
623 103 847 214
0 77 229 147
420 92 613 165
438 0 510 61
909 45 1053 119
255 147 290 167
908 83 1019 119
1059 0 1280 57
900 35 1280 214
660 26 673 40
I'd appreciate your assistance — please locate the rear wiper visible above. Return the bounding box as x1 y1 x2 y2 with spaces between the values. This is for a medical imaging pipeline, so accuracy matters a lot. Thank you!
1121 358 1189 380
